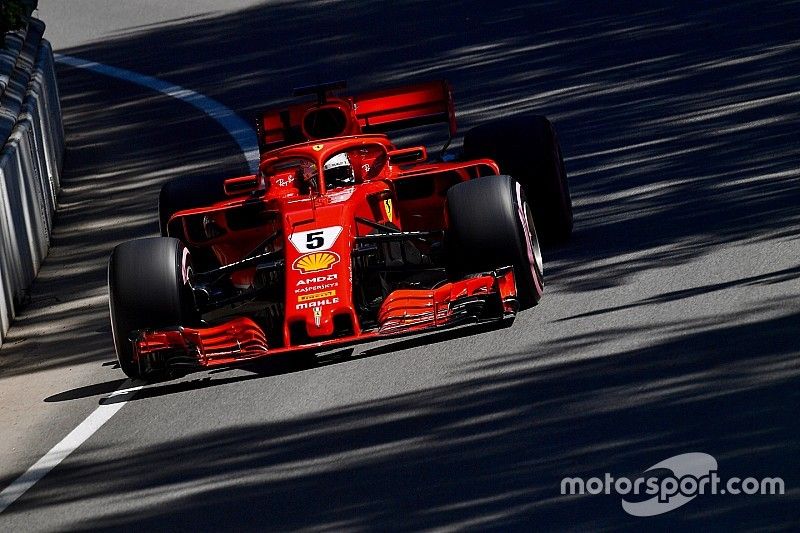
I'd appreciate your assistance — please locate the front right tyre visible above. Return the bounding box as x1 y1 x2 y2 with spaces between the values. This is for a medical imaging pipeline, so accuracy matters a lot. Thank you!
446 175 544 309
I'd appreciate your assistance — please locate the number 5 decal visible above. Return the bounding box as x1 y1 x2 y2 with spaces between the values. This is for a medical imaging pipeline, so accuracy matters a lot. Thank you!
289 226 343 253
306 231 324 249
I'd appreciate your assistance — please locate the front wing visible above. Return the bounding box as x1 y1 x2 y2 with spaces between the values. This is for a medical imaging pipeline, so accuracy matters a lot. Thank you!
132 267 517 373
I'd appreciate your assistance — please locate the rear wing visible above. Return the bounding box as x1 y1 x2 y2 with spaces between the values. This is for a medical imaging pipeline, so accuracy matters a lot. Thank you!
354 80 456 137
257 81 456 153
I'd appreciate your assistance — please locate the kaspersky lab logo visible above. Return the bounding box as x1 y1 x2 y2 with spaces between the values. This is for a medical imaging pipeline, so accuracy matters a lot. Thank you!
560 452 785 516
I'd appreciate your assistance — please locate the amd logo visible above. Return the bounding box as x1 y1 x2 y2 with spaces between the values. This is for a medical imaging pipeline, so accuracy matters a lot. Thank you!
297 274 338 286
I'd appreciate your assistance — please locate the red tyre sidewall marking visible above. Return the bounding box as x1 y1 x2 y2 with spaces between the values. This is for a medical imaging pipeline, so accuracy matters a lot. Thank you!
515 181 544 296
181 246 192 285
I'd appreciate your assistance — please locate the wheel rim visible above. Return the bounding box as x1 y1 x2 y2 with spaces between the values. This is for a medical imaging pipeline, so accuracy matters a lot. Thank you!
524 201 544 277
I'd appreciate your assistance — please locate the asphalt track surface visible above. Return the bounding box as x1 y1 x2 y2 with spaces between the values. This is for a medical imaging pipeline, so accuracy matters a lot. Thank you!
0 1 798 530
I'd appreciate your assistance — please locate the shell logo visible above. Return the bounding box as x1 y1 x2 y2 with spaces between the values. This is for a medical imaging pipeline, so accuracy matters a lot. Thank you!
292 251 340 273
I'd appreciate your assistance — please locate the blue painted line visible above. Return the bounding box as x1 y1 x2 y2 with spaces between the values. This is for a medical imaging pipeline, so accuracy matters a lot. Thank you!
53 53 260 173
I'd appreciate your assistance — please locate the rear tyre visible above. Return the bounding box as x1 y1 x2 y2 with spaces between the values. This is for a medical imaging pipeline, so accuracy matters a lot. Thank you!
158 175 229 237
108 237 198 379
463 115 572 244
446 175 544 309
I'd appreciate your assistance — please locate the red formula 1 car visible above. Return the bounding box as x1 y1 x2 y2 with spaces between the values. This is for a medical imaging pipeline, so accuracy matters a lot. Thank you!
108 81 572 379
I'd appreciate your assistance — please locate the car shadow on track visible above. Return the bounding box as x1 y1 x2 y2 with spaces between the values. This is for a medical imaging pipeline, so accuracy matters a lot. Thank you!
43 320 511 404
44 379 128 402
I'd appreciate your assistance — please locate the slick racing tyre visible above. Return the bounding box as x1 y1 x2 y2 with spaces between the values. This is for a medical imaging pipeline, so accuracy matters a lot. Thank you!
158 174 229 237
108 237 198 379
446 175 544 309
463 115 572 244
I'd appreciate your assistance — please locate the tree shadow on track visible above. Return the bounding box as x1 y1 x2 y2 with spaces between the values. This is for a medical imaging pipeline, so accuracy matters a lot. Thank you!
0 1 798 529
557 264 800 321
0 0 797 377
7 309 799 531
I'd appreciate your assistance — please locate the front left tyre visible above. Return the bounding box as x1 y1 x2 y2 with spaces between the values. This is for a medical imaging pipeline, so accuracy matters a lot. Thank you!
108 237 197 379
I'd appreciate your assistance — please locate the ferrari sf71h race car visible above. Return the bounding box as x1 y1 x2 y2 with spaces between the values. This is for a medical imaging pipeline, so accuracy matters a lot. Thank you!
108 81 572 379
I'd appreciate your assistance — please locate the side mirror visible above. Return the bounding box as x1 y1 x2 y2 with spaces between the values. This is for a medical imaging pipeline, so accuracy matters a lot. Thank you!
223 175 263 196
388 146 427 164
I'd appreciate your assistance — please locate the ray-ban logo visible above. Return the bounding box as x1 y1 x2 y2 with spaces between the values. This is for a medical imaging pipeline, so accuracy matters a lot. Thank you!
560 452 785 516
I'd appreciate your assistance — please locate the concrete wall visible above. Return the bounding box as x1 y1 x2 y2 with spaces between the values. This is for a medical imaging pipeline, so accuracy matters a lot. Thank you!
0 20 64 346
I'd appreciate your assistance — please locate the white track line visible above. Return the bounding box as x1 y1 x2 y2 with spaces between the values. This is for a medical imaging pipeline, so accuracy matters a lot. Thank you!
54 53 260 173
0 54 258 514
0 384 143 513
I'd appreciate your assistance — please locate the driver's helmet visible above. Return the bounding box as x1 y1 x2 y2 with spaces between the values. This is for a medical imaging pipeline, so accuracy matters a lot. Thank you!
323 153 355 188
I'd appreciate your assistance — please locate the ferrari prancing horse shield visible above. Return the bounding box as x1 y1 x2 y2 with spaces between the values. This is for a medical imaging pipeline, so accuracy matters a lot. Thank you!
384 199 393 222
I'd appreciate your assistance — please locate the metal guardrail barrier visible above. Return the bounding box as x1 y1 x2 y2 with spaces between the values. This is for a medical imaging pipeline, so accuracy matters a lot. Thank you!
0 19 64 346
